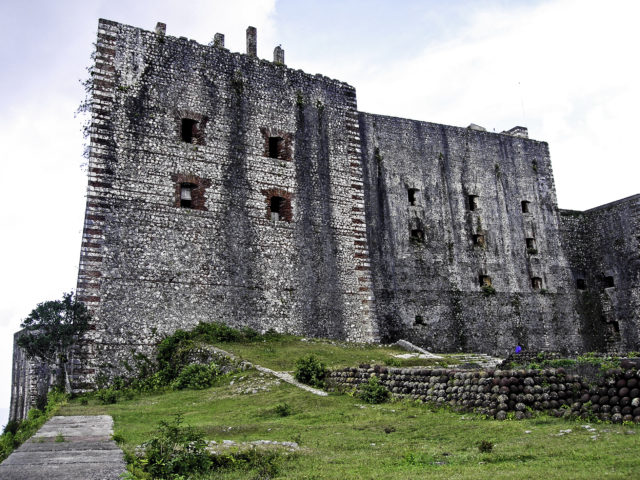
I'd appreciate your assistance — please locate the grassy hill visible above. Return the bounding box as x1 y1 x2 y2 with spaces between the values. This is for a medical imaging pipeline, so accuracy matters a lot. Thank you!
53 333 639 479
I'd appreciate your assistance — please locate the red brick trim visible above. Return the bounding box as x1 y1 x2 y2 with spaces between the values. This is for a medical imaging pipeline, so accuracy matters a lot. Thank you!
176 110 208 145
171 173 212 211
261 188 293 222
259 127 293 161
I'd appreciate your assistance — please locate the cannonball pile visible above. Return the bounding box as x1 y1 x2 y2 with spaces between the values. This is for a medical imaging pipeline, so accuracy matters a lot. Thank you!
326 359 640 423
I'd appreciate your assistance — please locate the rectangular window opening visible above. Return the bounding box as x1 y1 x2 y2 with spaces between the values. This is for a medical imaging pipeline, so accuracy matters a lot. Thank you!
408 188 418 206
269 136 283 158
414 315 424 326
270 196 284 221
531 277 543 290
468 195 479 211
521 200 531 213
604 276 615 288
611 321 620 333
180 184 194 208
473 234 485 247
479 275 492 287
576 278 586 290
181 118 198 143
410 229 424 243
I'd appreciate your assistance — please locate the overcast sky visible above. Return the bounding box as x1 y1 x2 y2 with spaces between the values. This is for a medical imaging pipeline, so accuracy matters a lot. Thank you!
0 0 638 426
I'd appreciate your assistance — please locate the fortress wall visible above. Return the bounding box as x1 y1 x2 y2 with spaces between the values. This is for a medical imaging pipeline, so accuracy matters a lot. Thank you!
358 113 582 355
559 195 640 352
11 18 640 416
73 19 378 387
9 332 51 422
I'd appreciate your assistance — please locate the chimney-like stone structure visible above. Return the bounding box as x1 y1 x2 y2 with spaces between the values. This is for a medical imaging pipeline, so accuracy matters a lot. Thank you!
155 22 166 36
274 46 285 65
246 26 257 57
213 33 225 48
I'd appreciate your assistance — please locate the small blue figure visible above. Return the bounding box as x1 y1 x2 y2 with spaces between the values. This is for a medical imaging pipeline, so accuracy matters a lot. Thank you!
515 345 522 354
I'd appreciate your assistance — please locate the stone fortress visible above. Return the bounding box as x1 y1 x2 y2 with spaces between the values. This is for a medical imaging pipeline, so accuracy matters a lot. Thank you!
10 19 640 420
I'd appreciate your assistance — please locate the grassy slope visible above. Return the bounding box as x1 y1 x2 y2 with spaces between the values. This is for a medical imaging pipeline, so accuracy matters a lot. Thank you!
59 339 638 479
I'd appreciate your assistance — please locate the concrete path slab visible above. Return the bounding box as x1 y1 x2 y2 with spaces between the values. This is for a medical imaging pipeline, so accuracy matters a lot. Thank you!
0 415 126 480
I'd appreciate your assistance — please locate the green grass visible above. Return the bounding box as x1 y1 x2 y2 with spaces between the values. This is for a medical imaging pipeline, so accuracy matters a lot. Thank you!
218 336 456 370
60 368 638 479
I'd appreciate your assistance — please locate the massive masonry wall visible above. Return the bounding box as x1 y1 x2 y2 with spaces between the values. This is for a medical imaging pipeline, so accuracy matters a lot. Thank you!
73 19 378 388
559 195 640 352
10 19 640 419
358 113 582 354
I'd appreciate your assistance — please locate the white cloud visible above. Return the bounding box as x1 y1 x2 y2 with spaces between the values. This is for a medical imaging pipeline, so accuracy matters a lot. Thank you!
345 0 640 209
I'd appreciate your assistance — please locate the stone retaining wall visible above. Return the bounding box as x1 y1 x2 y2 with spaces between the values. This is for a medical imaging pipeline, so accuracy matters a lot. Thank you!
327 359 640 423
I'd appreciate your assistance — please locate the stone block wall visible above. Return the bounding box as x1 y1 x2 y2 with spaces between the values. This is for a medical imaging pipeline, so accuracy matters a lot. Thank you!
327 360 640 423
559 195 640 352
72 19 378 390
358 113 582 354
10 18 640 419
9 331 51 421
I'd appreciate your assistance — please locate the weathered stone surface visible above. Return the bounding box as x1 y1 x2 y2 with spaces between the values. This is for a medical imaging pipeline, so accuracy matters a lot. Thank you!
327 360 640 422
0 416 125 479
9 18 640 420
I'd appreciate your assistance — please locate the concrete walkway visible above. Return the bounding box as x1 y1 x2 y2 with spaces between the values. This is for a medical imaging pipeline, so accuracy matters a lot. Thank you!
0 415 126 480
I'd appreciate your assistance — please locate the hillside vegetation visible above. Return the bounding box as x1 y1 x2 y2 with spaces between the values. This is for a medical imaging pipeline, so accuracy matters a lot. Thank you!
55 328 638 479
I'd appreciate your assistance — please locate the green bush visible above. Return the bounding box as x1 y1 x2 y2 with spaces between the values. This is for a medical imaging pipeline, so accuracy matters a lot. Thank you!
478 440 494 453
171 363 220 390
294 355 327 388
141 414 212 479
481 285 496 296
96 387 118 405
274 402 292 417
358 376 390 404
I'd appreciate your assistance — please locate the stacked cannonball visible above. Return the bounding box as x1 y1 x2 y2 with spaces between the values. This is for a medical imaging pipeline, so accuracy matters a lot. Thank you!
325 359 640 423
554 358 640 424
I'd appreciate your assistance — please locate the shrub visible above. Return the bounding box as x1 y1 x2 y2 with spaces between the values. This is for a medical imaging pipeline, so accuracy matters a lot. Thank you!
3 420 20 436
274 402 292 417
358 375 390 404
294 355 327 388
481 285 496 296
478 440 494 453
172 363 220 390
96 387 118 405
141 414 212 479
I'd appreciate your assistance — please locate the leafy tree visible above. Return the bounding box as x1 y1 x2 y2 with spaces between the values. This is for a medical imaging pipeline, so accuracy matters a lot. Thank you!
17 292 91 390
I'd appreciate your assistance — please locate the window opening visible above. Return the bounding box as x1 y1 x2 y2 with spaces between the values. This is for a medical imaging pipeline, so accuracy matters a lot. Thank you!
526 238 536 249
604 276 615 288
531 277 543 290
521 200 530 213
472 234 485 247
180 184 194 208
181 118 198 143
270 196 284 221
408 188 418 206
468 195 479 211
269 136 283 158
611 321 620 333
410 229 424 244
576 278 586 290
479 275 492 287
414 315 424 326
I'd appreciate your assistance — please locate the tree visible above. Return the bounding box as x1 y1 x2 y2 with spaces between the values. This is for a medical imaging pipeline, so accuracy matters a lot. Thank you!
17 292 91 391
